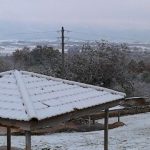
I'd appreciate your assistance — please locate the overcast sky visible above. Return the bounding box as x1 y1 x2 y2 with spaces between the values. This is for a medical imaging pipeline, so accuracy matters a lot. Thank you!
0 0 150 41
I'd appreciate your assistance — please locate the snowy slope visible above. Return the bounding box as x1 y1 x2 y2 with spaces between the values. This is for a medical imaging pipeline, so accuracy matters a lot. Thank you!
0 113 150 150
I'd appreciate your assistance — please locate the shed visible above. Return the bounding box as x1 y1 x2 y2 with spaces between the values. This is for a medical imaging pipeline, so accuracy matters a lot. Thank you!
0 70 125 150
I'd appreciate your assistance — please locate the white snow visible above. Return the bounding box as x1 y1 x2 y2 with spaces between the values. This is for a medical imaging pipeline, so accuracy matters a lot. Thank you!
0 113 150 150
0 70 125 121
109 105 124 110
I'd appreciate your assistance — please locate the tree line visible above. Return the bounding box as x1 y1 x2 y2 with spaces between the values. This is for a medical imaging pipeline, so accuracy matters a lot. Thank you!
0 41 150 97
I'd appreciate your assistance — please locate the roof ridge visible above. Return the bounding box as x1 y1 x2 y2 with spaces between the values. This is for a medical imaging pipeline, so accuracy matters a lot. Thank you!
14 70 37 120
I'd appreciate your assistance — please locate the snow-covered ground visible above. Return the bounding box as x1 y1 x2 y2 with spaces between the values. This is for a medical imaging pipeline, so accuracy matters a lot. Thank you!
0 113 150 150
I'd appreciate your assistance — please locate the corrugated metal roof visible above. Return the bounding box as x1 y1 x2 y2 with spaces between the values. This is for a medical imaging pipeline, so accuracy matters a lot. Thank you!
0 70 126 121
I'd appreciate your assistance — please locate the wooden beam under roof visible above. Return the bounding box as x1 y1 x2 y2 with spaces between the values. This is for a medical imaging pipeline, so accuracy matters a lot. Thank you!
0 118 30 131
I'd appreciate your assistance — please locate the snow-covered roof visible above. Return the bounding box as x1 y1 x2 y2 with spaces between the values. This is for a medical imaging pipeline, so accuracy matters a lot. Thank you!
0 70 126 121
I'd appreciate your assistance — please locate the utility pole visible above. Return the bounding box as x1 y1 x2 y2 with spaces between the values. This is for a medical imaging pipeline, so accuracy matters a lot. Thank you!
61 26 65 78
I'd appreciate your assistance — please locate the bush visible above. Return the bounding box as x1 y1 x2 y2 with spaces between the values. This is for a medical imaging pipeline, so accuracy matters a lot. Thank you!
141 71 150 83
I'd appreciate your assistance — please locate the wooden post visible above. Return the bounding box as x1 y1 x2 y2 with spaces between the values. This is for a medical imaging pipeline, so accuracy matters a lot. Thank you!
7 127 11 150
92 119 95 125
88 116 91 127
118 111 120 122
25 131 31 150
104 108 109 150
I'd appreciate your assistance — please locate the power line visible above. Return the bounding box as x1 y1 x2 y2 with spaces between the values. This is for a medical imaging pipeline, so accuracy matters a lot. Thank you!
2 30 57 37
69 37 93 42
69 30 102 37
1 28 103 41
0 28 107 43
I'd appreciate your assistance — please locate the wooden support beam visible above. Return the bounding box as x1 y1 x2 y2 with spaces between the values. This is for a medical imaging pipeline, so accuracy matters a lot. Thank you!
0 118 30 131
7 127 11 150
25 131 31 150
104 108 109 150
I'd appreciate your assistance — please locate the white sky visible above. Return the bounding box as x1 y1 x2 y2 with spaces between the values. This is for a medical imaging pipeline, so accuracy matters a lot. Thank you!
0 0 150 29
0 0 150 30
